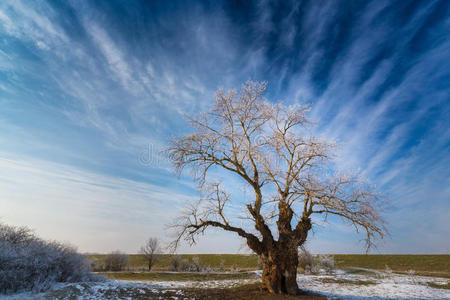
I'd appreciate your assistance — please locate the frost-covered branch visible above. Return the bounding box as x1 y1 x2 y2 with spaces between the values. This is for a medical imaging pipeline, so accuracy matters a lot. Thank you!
167 80 387 256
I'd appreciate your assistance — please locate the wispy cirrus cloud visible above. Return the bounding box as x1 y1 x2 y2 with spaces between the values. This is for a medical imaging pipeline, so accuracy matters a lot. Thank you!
0 0 448 253
0 154 200 253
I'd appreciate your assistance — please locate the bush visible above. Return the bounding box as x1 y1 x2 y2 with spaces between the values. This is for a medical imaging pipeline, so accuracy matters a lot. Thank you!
104 251 129 271
0 223 100 294
318 255 335 274
170 255 182 271
180 258 190 271
298 248 335 274
192 256 201 272
385 264 393 274
298 247 314 272
170 255 204 272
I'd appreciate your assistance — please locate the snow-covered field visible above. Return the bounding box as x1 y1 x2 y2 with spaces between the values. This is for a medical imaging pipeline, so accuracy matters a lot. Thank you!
1 270 449 299
298 271 450 299
0 281 185 300
0 279 260 299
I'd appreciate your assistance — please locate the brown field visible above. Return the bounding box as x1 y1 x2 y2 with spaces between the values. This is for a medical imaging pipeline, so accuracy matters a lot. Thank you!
87 254 450 278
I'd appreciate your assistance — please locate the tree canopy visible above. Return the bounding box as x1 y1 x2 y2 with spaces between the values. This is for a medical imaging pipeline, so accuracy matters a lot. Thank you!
167 80 386 294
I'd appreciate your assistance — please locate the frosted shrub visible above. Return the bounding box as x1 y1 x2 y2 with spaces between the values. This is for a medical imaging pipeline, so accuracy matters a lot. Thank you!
204 266 213 273
169 255 191 271
192 256 201 272
298 247 314 273
0 223 35 244
104 251 129 271
298 248 335 274
407 269 417 284
170 255 182 271
180 258 190 271
376 264 393 279
307 263 320 274
318 255 335 274
0 223 100 294
385 264 393 274
170 256 209 272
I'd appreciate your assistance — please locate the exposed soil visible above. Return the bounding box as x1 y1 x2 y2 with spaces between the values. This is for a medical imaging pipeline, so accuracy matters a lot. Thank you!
181 284 330 300
35 283 333 299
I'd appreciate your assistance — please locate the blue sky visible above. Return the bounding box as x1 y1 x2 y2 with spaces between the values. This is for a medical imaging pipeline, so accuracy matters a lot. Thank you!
0 0 449 254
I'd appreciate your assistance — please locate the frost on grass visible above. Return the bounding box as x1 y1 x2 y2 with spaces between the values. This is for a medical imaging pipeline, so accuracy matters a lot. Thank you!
43 281 186 300
0 282 170 300
0 279 257 300
1 270 449 300
298 270 450 299
0 223 101 295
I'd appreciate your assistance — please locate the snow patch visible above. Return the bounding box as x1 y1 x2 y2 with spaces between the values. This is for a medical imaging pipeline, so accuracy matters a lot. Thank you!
298 272 450 299
1 271 449 299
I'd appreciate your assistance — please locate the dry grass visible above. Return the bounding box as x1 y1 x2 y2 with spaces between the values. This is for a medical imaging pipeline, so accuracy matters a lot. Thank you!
97 271 259 281
88 253 259 271
315 277 376 285
87 254 450 278
333 254 450 278
427 282 450 290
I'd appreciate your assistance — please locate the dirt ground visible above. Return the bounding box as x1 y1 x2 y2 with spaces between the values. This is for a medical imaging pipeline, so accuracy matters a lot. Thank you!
181 284 329 300
33 282 331 300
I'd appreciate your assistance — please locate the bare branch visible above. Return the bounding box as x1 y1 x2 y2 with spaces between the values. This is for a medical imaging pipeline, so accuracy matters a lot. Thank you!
166 80 387 256
305 174 387 251
168 195 264 254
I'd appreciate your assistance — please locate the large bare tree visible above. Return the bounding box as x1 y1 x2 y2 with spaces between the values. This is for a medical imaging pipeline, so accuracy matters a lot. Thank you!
167 81 386 295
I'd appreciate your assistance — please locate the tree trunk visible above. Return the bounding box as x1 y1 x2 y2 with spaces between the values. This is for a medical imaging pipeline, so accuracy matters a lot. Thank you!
260 246 300 295
148 260 152 271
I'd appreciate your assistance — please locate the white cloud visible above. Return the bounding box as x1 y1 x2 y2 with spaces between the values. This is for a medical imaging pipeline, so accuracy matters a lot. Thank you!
0 0 68 53
87 22 141 95
0 0 448 254
0 154 196 253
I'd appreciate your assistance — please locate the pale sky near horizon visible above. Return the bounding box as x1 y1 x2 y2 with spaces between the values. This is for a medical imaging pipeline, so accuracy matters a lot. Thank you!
0 0 449 254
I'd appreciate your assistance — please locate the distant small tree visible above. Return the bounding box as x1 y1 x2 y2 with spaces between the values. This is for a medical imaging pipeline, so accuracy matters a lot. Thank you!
170 255 182 271
104 251 128 271
140 238 162 271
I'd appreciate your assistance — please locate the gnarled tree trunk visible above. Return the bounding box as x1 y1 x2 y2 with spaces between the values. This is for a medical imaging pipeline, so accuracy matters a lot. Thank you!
260 246 300 294
257 217 311 295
